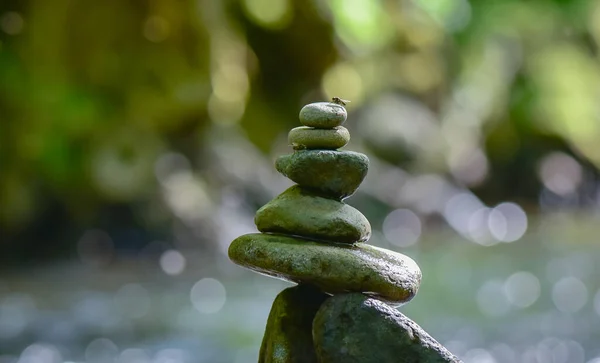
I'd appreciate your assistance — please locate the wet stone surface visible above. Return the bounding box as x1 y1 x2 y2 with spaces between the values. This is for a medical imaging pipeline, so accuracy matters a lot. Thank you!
313 293 462 363
258 285 328 363
275 150 369 200
254 185 371 244
288 126 350 150
299 102 347 129
228 233 421 304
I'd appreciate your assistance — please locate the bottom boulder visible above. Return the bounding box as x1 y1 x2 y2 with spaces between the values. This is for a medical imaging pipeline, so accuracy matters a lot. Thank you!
259 284 329 363
312 293 462 363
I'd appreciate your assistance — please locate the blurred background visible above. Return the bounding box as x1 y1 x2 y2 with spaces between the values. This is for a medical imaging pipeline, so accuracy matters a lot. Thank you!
1 0 600 362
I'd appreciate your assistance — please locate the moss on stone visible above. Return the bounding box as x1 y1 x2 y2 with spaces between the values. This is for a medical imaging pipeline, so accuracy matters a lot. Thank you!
288 126 350 150
275 150 369 200
254 185 370 243
299 102 346 129
258 285 328 363
313 293 461 363
228 233 421 303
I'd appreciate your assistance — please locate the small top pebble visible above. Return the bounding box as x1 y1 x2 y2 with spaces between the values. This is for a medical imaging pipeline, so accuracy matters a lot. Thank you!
299 102 347 129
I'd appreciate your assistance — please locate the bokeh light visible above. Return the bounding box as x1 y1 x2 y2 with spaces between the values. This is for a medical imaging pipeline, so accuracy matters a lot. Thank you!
488 203 528 243
1 11 24 35
242 0 293 29
552 277 589 313
18 343 62 363
476 280 511 318
416 0 472 32
322 63 364 105
539 152 583 196
1 0 600 361
462 348 494 363
444 192 485 239
85 338 119 363
0 294 36 339
114 284 151 319
594 289 600 317
160 250 187 276
382 208 422 247
190 278 227 314
154 349 190 363
503 271 541 309
118 348 151 363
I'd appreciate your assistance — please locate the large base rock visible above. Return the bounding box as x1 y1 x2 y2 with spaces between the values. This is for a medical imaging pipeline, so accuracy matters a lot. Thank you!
313 293 462 363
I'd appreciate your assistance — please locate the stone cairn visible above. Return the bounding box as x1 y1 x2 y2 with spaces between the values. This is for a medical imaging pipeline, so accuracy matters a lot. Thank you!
229 101 461 363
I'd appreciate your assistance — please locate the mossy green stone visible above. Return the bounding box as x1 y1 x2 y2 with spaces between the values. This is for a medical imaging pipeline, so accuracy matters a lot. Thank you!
276 150 369 199
259 285 328 363
228 233 422 303
255 185 370 243
288 126 350 150
313 294 461 363
299 102 347 128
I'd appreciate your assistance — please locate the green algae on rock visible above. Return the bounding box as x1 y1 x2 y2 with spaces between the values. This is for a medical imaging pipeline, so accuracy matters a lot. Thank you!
313 293 461 363
288 126 350 150
228 233 421 304
259 285 328 363
299 102 346 129
255 185 370 243
276 150 369 200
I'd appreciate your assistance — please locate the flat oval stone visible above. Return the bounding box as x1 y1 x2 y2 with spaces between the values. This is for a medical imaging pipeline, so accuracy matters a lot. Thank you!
276 150 369 200
259 285 328 363
313 294 461 363
255 185 370 243
289 126 350 150
299 102 347 128
228 233 422 303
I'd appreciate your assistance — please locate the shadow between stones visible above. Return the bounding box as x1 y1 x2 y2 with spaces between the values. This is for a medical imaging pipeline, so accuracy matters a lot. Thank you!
259 285 328 363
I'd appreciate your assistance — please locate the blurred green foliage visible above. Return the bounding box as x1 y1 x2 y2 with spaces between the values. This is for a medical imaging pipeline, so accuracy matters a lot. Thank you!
1 0 600 259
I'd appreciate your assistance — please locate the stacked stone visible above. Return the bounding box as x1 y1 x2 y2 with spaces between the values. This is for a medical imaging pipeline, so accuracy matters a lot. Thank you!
228 102 460 363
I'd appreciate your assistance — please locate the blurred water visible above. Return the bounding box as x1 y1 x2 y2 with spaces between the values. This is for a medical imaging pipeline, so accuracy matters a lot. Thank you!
1 213 600 363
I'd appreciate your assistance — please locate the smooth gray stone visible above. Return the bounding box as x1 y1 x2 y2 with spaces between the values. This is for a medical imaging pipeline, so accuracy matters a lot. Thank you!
228 233 421 304
255 185 370 243
299 102 347 128
313 293 462 363
288 126 350 150
275 150 369 200
259 285 328 363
